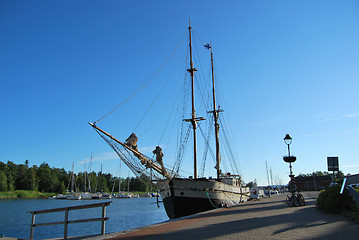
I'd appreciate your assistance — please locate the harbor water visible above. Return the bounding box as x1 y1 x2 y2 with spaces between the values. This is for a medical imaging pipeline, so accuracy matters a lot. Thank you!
0 197 168 239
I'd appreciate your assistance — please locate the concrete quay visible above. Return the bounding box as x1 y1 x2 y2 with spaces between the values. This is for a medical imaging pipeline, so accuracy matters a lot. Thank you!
86 192 359 240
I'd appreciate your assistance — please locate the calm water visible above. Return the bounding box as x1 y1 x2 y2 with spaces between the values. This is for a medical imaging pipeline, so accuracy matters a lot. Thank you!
0 197 168 239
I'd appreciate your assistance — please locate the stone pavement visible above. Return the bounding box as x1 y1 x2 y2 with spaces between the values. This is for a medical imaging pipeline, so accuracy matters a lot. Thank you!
86 192 359 240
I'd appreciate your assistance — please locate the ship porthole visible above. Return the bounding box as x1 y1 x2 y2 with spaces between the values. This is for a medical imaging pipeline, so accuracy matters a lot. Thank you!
180 192 184 196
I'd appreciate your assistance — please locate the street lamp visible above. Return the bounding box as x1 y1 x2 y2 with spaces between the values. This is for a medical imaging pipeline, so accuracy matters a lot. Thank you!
282 133 305 206
284 134 292 154
283 134 296 181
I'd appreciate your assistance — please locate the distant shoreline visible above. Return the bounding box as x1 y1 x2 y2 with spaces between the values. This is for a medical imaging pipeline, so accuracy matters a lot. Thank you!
0 190 54 199
0 190 153 199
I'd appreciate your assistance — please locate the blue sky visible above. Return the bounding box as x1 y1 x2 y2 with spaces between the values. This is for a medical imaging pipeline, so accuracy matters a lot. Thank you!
1 1 359 186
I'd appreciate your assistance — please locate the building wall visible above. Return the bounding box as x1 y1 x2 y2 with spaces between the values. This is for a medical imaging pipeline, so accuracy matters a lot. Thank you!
346 174 359 185
294 175 332 191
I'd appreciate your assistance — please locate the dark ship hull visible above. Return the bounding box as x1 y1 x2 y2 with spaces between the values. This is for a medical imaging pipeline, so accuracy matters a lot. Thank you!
157 178 250 219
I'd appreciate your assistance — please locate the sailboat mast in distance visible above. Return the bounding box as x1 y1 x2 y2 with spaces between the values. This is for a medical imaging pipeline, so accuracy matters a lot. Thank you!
71 162 75 192
84 159 87 192
88 153 92 193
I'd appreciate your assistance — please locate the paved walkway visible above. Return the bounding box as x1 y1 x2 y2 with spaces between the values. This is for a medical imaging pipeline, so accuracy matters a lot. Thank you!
86 192 359 240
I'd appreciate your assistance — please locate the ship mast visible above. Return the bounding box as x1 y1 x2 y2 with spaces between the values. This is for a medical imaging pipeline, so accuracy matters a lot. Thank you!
209 45 223 180
184 21 204 179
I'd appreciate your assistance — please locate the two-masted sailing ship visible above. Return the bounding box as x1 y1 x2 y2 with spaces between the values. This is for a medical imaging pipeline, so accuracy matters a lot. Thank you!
89 23 250 219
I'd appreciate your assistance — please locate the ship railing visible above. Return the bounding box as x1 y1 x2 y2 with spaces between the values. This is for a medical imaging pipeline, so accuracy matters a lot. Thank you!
28 201 113 240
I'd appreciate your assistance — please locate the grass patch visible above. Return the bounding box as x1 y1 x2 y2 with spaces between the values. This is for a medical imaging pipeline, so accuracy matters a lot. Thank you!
0 190 55 199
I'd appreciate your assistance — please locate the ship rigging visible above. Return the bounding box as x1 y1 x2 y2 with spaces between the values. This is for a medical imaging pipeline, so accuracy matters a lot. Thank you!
90 22 249 219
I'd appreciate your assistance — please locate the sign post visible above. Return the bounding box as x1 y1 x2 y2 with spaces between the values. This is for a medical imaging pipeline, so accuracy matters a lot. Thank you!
327 157 339 182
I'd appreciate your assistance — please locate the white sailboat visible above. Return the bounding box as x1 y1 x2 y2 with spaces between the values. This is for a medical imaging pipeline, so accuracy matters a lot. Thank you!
66 162 82 200
80 156 92 200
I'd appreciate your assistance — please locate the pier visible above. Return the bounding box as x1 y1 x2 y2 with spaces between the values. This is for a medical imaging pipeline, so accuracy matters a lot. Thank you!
84 192 358 240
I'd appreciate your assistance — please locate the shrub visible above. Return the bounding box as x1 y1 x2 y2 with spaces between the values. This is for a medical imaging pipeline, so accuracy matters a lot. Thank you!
16 190 27 198
344 211 359 223
316 186 357 214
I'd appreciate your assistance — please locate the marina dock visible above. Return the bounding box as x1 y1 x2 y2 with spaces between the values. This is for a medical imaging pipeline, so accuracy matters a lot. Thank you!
85 192 358 240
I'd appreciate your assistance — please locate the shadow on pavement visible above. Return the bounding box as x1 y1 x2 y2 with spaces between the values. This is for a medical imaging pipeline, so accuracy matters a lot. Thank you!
109 192 358 240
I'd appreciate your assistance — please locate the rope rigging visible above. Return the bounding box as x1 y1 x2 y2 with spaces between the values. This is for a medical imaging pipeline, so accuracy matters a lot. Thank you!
94 31 186 124
173 124 192 176
90 25 244 183
198 121 215 177
93 126 177 183
192 38 212 115
219 117 242 176
136 49 187 137
169 60 192 176
213 65 243 176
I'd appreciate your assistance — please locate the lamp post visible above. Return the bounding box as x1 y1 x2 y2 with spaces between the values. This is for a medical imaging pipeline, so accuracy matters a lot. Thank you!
282 134 305 206
283 134 296 193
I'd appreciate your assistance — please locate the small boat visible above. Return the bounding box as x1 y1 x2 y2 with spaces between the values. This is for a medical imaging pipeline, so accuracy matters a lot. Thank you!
66 192 81 200
101 193 112 199
91 193 102 199
140 193 153 198
80 192 92 200
49 194 67 200
117 192 132 198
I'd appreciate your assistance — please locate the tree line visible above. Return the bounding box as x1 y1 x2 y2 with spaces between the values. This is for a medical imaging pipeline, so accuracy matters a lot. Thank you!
297 171 346 179
0 161 152 193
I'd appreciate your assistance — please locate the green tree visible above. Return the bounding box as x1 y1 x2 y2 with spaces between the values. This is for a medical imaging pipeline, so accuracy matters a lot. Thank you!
97 173 109 192
298 171 344 179
87 171 97 193
52 168 69 193
77 172 86 192
0 162 12 190
27 168 38 190
7 174 15 191
6 161 17 190
37 163 57 192
0 160 162 194
129 176 150 192
0 170 7 191
0 161 7 172
16 164 30 190
56 181 66 193
103 173 113 192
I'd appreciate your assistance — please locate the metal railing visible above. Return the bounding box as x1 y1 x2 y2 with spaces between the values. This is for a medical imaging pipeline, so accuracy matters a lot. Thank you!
28 201 112 239
341 178 359 208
